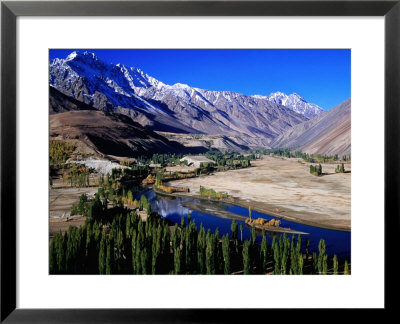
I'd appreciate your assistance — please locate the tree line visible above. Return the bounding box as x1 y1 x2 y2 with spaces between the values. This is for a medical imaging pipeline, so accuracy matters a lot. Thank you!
50 192 350 275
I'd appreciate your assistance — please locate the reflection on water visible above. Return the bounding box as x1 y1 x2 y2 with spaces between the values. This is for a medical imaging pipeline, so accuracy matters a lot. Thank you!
136 188 351 260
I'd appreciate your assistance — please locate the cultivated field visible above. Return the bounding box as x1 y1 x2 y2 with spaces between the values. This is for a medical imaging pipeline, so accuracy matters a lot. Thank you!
169 156 351 231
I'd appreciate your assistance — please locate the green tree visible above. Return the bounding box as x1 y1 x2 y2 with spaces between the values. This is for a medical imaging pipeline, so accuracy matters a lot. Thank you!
333 255 339 275
344 260 350 275
251 226 256 245
298 254 304 275
273 242 281 274
242 240 251 274
222 234 231 274
105 239 112 274
98 232 106 274
205 230 215 274
197 224 206 274
317 239 326 274
260 235 268 274
174 246 181 274
230 220 238 240
230 220 238 254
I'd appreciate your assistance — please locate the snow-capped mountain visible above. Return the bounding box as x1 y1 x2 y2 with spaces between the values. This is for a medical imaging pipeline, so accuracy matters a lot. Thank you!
266 91 324 119
49 51 309 143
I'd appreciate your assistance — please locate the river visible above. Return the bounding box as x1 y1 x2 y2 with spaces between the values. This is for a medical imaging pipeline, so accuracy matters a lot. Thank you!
136 188 351 260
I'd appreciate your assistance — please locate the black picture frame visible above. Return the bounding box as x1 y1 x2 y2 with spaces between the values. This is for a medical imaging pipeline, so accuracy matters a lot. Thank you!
1 0 399 322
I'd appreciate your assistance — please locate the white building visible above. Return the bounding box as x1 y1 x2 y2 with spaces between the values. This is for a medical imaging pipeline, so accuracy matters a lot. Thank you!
180 156 216 168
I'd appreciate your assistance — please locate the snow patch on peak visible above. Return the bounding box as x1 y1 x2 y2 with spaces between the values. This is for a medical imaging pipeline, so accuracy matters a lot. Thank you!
251 94 268 100
172 83 191 89
65 51 78 61
267 91 323 119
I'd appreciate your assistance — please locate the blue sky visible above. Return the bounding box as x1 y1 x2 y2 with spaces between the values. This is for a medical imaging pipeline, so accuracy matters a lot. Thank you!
50 49 350 110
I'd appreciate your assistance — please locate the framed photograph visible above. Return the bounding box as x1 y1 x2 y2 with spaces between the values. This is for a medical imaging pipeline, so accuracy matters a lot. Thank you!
1 0 398 322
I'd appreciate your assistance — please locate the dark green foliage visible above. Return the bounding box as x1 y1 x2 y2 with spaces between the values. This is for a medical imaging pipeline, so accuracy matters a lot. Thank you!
222 234 231 274
260 235 268 274
251 226 256 245
344 260 350 275
335 163 345 173
310 164 322 176
50 186 349 275
317 239 327 274
139 195 151 215
205 230 215 274
242 240 251 275
197 224 206 274
71 194 90 216
199 186 229 199
333 255 339 275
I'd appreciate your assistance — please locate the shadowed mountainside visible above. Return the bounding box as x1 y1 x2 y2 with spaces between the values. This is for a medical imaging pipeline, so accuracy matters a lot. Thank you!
49 110 208 159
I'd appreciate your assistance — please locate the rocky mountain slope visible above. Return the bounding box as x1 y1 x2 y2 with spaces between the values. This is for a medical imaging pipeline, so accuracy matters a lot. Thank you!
49 51 349 156
49 51 313 143
49 90 207 159
270 99 351 156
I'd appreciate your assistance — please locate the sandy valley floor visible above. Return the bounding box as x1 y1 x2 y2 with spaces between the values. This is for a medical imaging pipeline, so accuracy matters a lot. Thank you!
169 156 351 231
49 186 98 237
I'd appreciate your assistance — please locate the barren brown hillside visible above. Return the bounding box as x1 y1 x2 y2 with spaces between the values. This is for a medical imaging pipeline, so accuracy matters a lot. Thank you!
49 110 205 158
271 99 351 156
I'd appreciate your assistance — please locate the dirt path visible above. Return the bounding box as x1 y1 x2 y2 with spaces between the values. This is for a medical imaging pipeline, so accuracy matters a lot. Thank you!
167 156 351 231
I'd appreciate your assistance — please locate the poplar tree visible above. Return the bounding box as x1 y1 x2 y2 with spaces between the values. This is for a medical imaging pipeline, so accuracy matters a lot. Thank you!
222 234 231 274
251 226 256 245
230 220 238 241
318 239 326 274
298 254 303 274
141 246 148 274
106 239 112 274
242 240 251 274
312 252 318 273
174 246 181 274
205 230 215 274
260 235 268 273
333 255 339 275
131 230 137 274
231 220 238 253
344 260 350 275
322 255 328 274
273 241 281 274
98 232 106 274
197 224 206 274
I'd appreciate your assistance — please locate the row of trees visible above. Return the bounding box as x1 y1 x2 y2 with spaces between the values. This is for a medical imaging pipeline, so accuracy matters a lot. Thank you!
199 186 229 199
204 151 254 169
335 163 346 173
51 190 350 275
251 148 350 164
49 140 75 168
63 163 93 187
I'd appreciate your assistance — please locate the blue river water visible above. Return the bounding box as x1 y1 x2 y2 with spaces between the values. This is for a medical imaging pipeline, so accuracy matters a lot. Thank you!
137 188 351 261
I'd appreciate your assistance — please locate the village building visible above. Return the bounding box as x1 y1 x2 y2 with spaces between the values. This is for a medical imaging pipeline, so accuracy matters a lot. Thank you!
179 155 216 168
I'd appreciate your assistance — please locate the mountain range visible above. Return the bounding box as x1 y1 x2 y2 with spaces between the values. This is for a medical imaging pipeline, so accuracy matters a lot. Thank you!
49 50 350 158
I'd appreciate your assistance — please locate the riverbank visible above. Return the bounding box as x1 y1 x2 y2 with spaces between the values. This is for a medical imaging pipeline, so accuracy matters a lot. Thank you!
161 156 351 232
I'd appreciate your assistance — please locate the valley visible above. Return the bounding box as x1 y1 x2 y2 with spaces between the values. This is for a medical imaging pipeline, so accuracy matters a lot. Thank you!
48 49 351 275
163 155 351 231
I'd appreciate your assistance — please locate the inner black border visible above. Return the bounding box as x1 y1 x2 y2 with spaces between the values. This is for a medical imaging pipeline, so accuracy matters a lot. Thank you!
1 1 399 322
